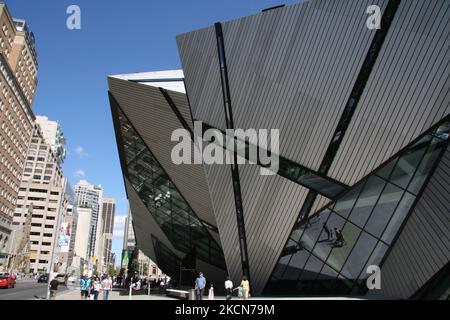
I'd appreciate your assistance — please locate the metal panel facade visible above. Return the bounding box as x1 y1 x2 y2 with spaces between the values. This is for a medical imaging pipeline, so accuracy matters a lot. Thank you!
239 164 309 294
329 0 450 185
378 145 450 299
202 163 242 283
108 77 218 227
178 0 388 171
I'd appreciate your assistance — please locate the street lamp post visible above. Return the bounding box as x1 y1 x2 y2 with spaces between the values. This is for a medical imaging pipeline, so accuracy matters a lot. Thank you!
46 192 65 300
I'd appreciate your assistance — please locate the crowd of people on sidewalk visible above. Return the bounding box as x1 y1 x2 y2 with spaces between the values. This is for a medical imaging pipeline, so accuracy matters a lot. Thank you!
61 271 252 300
79 274 113 300
115 273 170 294
194 272 251 300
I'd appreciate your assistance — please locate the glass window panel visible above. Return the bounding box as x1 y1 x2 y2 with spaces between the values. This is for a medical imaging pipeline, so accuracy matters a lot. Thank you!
290 223 306 243
408 138 445 194
349 176 385 228
299 254 323 281
433 122 449 141
365 183 403 237
273 254 292 279
312 212 345 261
389 144 427 189
326 221 361 273
299 209 331 251
333 184 363 219
318 264 338 280
358 241 388 281
117 107 225 269
375 158 397 180
283 250 309 280
381 192 415 244
272 261 289 280
341 231 377 280
281 239 302 257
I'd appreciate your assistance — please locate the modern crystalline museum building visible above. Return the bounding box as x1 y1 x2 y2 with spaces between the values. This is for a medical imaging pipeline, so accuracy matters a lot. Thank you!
108 0 450 299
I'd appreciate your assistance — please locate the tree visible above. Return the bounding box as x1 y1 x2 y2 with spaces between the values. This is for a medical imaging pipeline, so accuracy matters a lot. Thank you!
108 265 117 277
143 263 149 276
127 249 139 275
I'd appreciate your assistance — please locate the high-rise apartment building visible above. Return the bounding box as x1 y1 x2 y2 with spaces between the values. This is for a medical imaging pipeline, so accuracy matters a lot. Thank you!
73 180 103 259
0 3 37 271
100 198 115 270
73 206 91 261
12 125 68 273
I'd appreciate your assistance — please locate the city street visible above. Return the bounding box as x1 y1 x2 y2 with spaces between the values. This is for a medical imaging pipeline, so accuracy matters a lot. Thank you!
0 279 68 300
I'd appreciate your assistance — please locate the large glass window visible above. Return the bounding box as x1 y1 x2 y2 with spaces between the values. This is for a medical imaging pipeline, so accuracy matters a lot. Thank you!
116 106 226 270
349 176 385 228
265 118 449 296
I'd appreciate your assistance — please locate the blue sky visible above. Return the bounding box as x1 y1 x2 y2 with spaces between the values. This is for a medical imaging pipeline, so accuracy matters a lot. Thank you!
6 0 300 266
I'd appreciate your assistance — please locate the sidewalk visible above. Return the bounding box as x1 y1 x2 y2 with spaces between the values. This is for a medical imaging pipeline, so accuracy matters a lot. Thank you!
56 287 177 300
56 287 362 300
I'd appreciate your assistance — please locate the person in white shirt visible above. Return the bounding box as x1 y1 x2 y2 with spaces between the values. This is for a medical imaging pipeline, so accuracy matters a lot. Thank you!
225 277 233 300
92 278 102 300
102 275 112 300
208 283 214 300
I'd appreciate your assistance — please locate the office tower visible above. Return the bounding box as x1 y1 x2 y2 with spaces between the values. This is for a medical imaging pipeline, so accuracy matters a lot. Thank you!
100 198 115 271
0 3 36 270
73 207 92 261
12 125 68 273
73 180 103 259
35 116 66 165
108 0 449 299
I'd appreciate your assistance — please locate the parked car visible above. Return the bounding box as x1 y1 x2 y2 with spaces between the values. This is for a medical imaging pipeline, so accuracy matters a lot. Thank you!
0 275 16 289
55 274 67 285
37 274 49 283
67 275 78 284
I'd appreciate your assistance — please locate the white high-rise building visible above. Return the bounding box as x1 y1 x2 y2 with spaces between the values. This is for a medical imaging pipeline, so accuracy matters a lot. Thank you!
73 207 91 261
100 198 115 270
73 180 103 259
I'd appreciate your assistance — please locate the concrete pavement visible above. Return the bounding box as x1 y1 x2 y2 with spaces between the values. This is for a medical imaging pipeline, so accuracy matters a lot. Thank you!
56 287 177 300
0 278 68 300
55 287 362 300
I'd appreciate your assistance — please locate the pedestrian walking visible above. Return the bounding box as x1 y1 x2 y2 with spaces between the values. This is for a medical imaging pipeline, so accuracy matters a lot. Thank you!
93 277 102 300
80 274 91 300
240 276 250 300
208 283 214 300
102 275 112 300
159 278 164 294
49 277 59 300
225 277 233 300
194 272 206 300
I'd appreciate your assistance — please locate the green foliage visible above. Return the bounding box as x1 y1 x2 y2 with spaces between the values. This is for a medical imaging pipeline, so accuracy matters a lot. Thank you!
108 265 117 277
127 249 139 274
